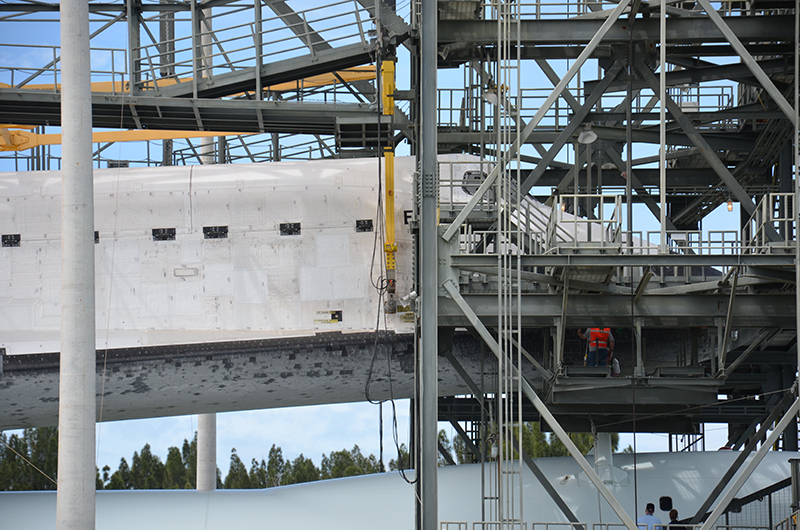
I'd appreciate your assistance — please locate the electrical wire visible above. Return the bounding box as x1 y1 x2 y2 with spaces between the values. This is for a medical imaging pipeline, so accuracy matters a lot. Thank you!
95 86 126 467
0 436 58 486
362 40 416 484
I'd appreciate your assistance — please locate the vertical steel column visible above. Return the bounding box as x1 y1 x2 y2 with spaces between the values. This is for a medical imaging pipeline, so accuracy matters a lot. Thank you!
634 317 644 377
197 413 217 491
127 0 141 95
254 0 263 100
419 0 438 525
790 458 800 512
57 1 96 529
658 0 667 253
200 10 214 163
794 0 799 395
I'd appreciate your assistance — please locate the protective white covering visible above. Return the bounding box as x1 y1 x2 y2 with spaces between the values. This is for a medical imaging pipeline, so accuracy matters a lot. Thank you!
0 451 795 529
0 157 427 354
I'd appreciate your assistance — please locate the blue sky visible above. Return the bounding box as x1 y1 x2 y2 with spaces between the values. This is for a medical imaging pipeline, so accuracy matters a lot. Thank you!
94 401 412 473
88 404 729 474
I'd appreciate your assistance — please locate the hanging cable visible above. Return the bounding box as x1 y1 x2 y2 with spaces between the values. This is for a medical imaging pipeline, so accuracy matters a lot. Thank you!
362 33 415 485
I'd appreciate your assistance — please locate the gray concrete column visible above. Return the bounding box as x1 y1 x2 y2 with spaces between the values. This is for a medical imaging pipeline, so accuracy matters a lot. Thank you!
197 413 217 491
57 0 96 529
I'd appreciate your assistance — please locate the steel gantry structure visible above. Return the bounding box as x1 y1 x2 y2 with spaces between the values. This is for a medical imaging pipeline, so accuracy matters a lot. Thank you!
0 0 799 529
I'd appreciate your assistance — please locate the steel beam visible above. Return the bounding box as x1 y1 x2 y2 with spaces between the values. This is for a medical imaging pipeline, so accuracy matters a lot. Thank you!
519 61 624 194
443 414 481 461
718 270 739 375
635 60 780 235
0 92 379 134
441 0 632 243
438 293 796 328
443 348 579 524
441 279 639 530
690 389 797 524
586 58 794 94
698 397 800 530
694 0 798 128
419 0 438 525
438 16 795 44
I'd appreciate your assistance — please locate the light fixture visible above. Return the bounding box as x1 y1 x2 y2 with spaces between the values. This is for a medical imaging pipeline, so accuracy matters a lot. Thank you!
577 123 598 144
561 201 566 212
727 198 733 212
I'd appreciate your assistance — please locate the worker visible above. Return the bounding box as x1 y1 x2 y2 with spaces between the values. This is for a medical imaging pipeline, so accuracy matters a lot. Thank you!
637 503 662 530
577 327 615 367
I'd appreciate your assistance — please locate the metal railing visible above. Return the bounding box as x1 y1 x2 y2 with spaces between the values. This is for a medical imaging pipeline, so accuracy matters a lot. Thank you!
443 521 779 530
742 193 796 252
548 194 624 251
436 0 785 19
772 511 798 530
132 0 374 94
0 44 127 93
437 84 737 132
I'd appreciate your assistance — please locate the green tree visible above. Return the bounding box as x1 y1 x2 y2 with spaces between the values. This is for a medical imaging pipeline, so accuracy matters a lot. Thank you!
389 443 410 471
453 434 473 464
438 430 455 466
26 427 58 490
106 457 132 489
181 434 198 489
130 444 166 489
519 423 550 458
164 446 186 489
0 428 58 491
266 444 285 487
223 448 251 489
320 445 381 479
285 454 319 484
249 458 267 488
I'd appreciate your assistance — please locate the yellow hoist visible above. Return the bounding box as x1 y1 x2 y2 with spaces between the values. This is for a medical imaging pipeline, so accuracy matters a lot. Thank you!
381 58 398 314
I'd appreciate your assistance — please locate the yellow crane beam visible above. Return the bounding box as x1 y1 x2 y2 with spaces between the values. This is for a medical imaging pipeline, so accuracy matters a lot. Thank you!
0 127 249 152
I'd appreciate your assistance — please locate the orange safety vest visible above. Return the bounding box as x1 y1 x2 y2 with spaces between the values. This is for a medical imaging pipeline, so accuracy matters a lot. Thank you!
589 328 611 349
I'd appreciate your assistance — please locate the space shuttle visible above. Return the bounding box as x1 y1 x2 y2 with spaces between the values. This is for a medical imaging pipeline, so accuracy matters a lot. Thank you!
0 156 797 530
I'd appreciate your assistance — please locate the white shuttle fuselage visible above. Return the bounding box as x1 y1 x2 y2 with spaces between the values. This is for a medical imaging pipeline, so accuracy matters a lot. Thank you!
0 156 427 354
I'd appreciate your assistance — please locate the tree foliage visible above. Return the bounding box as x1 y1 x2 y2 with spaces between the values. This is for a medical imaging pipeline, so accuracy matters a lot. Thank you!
0 425 620 491
320 444 382 479
0 428 58 490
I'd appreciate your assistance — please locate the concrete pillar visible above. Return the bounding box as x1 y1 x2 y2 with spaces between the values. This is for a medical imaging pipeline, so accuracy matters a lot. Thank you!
57 0 96 529
197 413 217 491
